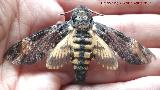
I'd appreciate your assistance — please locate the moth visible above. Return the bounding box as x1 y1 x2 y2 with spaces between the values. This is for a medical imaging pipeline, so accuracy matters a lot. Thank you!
4 5 155 83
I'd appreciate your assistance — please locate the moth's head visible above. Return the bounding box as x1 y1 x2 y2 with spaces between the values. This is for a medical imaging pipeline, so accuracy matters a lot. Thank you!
59 5 103 30
71 5 93 29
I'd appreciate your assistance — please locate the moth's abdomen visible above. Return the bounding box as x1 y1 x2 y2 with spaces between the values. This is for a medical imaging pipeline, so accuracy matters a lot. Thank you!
71 31 92 83
72 58 89 83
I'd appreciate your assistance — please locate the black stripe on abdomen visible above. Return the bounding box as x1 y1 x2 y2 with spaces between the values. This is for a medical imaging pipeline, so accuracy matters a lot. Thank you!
71 31 92 83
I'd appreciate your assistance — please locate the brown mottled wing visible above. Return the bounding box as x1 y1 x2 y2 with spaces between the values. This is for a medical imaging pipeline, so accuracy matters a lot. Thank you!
46 31 74 69
94 22 155 64
4 22 70 64
90 31 118 70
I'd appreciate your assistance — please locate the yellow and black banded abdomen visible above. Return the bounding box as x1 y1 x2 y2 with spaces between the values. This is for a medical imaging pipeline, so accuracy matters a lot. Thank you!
71 31 92 83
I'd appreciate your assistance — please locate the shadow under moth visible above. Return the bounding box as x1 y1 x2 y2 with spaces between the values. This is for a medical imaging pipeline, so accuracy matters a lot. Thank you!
4 5 155 83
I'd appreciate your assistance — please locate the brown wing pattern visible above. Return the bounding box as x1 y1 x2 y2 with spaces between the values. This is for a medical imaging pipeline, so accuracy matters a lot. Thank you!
4 22 70 64
94 22 155 64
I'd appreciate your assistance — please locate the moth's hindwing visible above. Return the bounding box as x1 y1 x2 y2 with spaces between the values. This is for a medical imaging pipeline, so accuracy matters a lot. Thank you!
46 31 74 69
4 22 70 64
94 22 155 64
90 31 118 70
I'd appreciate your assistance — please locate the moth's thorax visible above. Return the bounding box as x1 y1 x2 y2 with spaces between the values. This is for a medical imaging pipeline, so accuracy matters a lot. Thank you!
71 5 93 30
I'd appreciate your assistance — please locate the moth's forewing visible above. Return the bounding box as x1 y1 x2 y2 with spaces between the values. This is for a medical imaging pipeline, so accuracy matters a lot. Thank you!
89 30 118 70
94 22 155 64
129 39 154 63
4 28 51 64
4 22 70 65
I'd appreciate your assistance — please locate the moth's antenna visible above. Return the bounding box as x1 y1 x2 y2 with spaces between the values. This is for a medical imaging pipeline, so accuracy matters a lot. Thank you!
88 9 104 16
59 9 75 16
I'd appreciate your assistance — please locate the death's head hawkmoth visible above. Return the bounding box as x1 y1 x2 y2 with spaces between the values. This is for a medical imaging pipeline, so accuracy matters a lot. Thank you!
4 5 155 83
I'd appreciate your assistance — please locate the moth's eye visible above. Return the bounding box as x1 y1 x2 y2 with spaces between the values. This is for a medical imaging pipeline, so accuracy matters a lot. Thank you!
76 15 88 21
